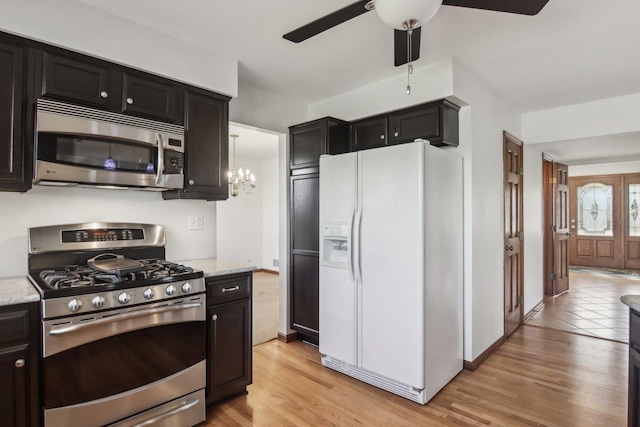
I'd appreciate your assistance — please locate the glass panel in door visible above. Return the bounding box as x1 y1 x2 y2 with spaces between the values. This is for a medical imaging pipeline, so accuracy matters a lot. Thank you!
624 176 640 269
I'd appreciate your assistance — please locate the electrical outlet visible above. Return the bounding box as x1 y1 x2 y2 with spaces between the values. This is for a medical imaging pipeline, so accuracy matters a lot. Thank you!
188 216 204 230
273 259 279 267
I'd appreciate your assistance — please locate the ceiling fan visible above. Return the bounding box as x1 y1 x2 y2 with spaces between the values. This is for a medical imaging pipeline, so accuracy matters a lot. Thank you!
283 0 550 68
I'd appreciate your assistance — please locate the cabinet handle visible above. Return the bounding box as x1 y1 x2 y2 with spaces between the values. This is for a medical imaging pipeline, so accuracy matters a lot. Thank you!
100 91 108 99
221 286 239 293
394 131 399 137
126 97 134 105
15 359 25 368
380 134 385 140
212 314 218 321
188 179 195 185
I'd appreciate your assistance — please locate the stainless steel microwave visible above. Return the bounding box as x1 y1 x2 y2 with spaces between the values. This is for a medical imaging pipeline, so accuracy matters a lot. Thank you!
34 99 185 190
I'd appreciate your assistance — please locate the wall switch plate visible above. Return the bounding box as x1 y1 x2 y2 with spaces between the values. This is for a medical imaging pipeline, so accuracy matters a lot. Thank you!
188 216 204 230
273 259 279 267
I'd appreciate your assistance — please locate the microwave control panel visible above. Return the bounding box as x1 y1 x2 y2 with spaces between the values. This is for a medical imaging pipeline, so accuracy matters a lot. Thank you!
164 151 184 174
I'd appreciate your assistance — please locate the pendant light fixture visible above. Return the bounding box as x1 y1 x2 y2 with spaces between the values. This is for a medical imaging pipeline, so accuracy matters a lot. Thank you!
227 133 256 197
369 0 443 94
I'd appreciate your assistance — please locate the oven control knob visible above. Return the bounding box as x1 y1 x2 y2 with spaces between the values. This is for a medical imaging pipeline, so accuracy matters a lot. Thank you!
181 282 192 293
92 295 105 308
143 288 155 299
166 284 176 296
118 292 131 304
68 298 82 312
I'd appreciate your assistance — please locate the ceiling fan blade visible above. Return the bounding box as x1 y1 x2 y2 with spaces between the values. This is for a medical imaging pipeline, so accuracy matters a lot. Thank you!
394 27 421 67
283 0 371 43
442 0 549 16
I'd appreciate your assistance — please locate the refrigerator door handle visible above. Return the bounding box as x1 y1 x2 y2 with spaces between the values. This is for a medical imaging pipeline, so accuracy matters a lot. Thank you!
348 206 355 282
355 205 363 281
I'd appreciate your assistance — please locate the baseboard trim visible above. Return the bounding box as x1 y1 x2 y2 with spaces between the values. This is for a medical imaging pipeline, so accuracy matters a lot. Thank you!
254 268 279 275
463 335 506 371
524 300 544 323
277 332 297 343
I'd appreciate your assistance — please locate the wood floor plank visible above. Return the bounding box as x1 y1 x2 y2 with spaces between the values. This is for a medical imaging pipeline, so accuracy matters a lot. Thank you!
200 325 628 426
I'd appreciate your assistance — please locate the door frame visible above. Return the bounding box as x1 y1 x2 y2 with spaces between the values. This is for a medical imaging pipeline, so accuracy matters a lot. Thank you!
543 156 554 296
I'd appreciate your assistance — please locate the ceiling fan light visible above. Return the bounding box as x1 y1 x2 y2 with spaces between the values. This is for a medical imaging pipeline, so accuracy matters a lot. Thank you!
374 0 443 30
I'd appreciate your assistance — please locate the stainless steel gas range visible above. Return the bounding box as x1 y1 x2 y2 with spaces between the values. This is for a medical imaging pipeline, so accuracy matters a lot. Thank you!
27 222 206 427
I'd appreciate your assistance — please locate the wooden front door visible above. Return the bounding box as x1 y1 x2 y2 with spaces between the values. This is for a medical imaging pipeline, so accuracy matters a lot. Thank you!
624 175 640 269
553 162 570 294
569 176 622 269
504 132 523 337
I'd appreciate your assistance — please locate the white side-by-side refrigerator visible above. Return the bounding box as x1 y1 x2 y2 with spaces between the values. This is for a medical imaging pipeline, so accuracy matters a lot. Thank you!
319 141 463 404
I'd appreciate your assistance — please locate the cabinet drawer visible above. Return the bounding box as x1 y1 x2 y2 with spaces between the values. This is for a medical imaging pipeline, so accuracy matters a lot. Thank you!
0 309 30 345
207 273 252 304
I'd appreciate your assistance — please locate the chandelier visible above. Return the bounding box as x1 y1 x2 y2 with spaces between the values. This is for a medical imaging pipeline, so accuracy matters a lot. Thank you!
228 133 256 197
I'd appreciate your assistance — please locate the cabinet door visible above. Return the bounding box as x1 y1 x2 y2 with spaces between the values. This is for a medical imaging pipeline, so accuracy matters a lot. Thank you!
0 41 28 192
388 105 439 145
42 52 110 108
289 121 326 169
290 174 320 343
207 299 252 405
163 91 229 200
122 72 177 123
351 117 387 151
0 344 29 427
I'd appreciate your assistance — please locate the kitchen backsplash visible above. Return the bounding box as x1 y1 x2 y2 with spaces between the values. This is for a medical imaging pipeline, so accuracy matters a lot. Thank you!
0 186 216 277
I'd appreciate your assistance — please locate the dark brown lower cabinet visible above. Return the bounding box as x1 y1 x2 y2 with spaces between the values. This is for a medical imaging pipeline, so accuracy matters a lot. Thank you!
0 303 39 427
629 309 640 427
206 273 252 406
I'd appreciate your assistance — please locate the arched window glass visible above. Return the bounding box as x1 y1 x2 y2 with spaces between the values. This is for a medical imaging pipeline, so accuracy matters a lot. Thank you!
577 182 613 236
630 183 640 237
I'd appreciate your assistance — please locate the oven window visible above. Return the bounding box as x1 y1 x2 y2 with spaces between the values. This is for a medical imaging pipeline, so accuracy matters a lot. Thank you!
43 321 205 409
38 134 156 174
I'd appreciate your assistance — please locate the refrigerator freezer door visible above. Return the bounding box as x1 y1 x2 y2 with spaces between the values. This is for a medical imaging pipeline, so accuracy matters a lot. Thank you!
359 142 425 389
319 153 358 365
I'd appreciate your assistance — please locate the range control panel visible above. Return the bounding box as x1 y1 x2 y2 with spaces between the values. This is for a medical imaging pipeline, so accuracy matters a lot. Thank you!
61 228 145 243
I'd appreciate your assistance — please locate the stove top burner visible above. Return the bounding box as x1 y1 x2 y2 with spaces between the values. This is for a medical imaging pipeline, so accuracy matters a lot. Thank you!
36 259 195 291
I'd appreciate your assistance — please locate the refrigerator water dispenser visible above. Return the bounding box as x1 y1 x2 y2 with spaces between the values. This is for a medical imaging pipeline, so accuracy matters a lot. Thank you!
321 223 349 268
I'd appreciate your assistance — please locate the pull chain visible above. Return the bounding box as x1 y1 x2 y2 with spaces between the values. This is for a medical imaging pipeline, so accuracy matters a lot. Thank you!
406 27 413 95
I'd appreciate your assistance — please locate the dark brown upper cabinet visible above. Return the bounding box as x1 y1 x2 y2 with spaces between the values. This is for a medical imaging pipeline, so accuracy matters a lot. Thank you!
163 90 229 201
351 116 388 151
289 117 349 170
351 100 460 151
41 51 183 125
0 39 31 192
42 52 111 109
389 100 459 147
122 72 178 122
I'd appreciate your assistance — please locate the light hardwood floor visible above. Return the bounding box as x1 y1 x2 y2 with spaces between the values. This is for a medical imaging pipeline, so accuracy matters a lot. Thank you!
202 325 628 426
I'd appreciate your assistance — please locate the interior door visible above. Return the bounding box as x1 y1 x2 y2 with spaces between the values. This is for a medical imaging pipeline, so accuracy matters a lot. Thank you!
624 174 640 269
569 176 622 269
504 133 523 338
553 162 570 295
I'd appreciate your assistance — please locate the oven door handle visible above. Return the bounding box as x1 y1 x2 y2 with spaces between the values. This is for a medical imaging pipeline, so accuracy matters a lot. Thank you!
126 398 200 427
49 302 203 336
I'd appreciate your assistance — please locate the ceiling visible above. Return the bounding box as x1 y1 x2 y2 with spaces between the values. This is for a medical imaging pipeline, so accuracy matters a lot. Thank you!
72 0 640 165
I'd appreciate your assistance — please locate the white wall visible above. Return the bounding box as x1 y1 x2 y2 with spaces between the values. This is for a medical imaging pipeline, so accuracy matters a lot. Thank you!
1 0 238 97
569 160 640 177
262 158 280 271
230 82 308 134
523 146 545 315
216 157 264 267
0 186 216 277
451 59 522 361
522 93 640 144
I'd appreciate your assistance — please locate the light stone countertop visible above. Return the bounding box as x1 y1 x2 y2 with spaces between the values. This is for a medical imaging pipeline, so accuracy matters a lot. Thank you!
177 258 256 278
621 295 640 313
0 276 41 307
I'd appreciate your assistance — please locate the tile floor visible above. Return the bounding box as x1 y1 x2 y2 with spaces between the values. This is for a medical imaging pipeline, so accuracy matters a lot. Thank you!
526 268 640 343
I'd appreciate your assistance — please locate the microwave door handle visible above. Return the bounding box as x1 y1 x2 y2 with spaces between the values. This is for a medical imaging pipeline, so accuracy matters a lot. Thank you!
156 133 164 185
